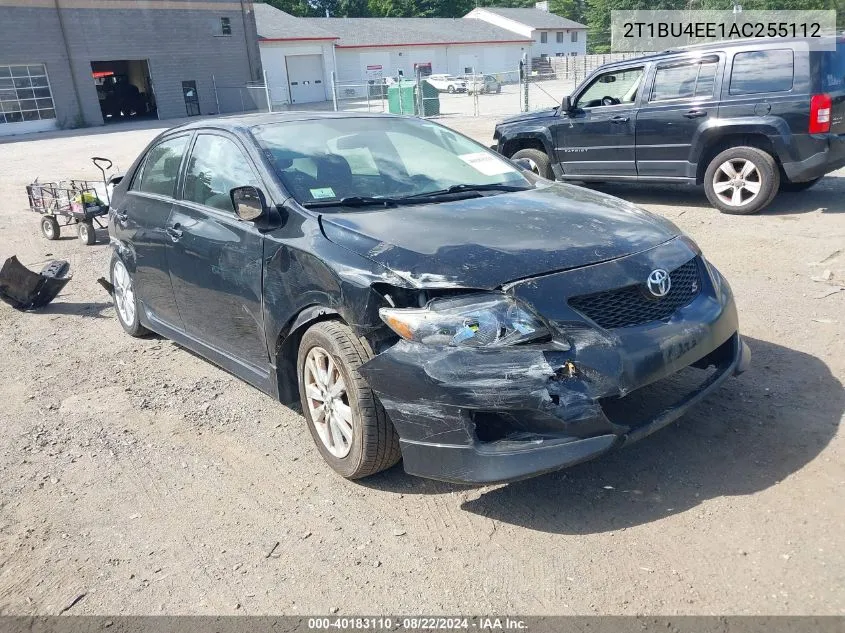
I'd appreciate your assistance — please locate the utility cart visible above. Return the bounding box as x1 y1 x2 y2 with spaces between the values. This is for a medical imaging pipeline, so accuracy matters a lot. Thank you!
26 157 117 246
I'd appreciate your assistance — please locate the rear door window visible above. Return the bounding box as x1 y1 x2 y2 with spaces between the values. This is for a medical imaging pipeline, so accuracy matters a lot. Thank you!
729 49 794 95
132 135 189 198
650 56 719 102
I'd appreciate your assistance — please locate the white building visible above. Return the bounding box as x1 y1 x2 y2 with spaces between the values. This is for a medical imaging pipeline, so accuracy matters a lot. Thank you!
254 4 339 107
464 6 588 59
255 3 532 106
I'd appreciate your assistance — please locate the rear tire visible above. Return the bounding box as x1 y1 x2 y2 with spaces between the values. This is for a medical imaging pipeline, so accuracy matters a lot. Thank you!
780 177 821 192
511 148 554 180
704 146 779 215
297 321 401 480
41 216 60 240
110 254 149 337
78 220 96 245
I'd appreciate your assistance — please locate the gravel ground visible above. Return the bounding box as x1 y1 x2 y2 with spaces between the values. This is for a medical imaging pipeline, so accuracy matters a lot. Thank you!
0 116 843 616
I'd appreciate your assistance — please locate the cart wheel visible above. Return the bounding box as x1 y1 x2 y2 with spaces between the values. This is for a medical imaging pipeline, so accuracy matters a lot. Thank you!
41 216 60 240
78 220 96 245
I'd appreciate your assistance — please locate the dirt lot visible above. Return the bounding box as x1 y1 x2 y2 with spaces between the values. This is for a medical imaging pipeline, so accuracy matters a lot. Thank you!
0 116 843 616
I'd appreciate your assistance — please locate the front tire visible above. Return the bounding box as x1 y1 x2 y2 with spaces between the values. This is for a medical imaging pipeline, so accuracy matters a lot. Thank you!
447 85 455 94
41 216 60 240
511 148 554 180
78 220 96 245
110 254 149 337
297 321 400 479
704 146 779 215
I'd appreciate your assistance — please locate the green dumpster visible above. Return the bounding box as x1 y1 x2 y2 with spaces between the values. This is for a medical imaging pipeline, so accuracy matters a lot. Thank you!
387 81 417 114
418 79 440 116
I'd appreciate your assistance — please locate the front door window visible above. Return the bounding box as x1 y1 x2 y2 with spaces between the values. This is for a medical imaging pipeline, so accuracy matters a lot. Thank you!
575 67 644 109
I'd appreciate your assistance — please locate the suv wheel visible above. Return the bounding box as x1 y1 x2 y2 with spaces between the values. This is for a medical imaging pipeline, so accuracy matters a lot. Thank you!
297 321 401 479
704 146 779 215
447 85 455 93
780 177 821 193
512 148 554 180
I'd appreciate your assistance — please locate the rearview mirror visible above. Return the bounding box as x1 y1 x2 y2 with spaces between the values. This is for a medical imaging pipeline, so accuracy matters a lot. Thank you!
560 95 572 112
231 186 266 222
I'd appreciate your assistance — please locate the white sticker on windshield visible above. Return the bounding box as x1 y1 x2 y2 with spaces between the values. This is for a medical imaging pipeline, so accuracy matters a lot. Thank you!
310 187 336 199
458 152 517 176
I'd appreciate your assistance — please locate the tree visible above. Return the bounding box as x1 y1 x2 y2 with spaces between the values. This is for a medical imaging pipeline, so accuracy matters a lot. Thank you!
261 0 371 17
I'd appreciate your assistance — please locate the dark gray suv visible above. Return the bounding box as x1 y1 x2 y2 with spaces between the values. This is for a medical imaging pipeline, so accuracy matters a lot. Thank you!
494 37 845 214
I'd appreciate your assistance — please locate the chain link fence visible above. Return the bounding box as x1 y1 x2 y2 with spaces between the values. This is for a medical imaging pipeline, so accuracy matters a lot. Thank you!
212 76 270 115
317 52 653 120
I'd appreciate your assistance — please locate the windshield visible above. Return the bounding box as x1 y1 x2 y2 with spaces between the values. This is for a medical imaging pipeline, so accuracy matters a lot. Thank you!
251 117 528 208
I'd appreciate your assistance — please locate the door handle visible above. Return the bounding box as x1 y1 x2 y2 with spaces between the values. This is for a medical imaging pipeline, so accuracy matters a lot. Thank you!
684 109 708 119
166 224 183 241
611 115 629 123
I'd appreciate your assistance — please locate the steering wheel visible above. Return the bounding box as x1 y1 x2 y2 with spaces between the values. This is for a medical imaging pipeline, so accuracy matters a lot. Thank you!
601 96 620 107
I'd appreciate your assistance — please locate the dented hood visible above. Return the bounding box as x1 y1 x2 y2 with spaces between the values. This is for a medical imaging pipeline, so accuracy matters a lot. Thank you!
320 183 680 289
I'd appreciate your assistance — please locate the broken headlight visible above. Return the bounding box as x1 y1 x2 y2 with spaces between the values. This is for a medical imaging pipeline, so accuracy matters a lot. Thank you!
379 293 549 348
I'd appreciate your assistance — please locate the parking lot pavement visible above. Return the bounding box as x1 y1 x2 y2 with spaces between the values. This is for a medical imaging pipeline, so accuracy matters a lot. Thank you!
0 118 843 615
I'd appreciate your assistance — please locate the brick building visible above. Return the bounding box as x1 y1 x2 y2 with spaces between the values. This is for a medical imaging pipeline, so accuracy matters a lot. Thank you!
0 0 263 136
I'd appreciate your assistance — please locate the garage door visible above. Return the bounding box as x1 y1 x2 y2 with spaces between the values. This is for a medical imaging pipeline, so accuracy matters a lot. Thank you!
286 55 325 104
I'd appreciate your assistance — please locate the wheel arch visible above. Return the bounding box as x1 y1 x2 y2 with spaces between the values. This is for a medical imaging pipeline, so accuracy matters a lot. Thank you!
498 132 554 160
110 239 139 275
274 305 346 404
693 125 787 185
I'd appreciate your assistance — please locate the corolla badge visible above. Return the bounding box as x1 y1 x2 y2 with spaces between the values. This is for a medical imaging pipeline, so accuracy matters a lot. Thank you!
646 269 671 298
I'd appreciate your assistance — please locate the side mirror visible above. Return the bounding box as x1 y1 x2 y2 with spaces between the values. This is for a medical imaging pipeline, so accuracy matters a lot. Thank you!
560 95 572 113
230 186 266 222
513 158 537 173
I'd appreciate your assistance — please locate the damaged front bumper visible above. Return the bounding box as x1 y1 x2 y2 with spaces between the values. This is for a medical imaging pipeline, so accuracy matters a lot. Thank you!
359 240 750 484
0 256 71 311
363 333 749 485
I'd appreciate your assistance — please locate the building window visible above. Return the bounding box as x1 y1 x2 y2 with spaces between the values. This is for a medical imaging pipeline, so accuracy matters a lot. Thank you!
540 31 547 43
556 32 564 43
570 52 578 56
571 31 578 42
0 64 55 124
220 17 232 35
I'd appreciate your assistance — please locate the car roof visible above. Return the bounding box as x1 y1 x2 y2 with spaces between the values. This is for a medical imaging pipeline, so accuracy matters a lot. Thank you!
163 111 403 136
599 36 818 70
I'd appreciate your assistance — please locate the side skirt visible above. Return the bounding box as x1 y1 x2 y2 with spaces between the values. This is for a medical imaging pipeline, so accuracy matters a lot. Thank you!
142 307 279 400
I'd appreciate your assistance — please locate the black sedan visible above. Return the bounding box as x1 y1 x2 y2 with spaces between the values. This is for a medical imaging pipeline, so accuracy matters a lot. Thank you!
108 112 750 484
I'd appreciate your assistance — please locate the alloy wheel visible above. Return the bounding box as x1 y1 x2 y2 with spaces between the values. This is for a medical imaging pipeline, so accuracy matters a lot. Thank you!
112 259 136 326
303 346 353 458
712 158 762 207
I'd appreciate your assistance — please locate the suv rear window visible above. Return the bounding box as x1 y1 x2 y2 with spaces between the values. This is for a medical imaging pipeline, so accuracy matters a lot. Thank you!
729 49 794 96
820 42 845 91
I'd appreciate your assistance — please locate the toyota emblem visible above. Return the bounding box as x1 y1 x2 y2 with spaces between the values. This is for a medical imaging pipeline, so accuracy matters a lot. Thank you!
646 269 671 298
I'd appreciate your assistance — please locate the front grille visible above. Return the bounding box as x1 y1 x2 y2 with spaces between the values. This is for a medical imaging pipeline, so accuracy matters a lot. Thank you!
568 258 701 329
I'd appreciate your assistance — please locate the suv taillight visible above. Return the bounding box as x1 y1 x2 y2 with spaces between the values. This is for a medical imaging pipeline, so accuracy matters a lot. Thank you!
810 94 832 134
